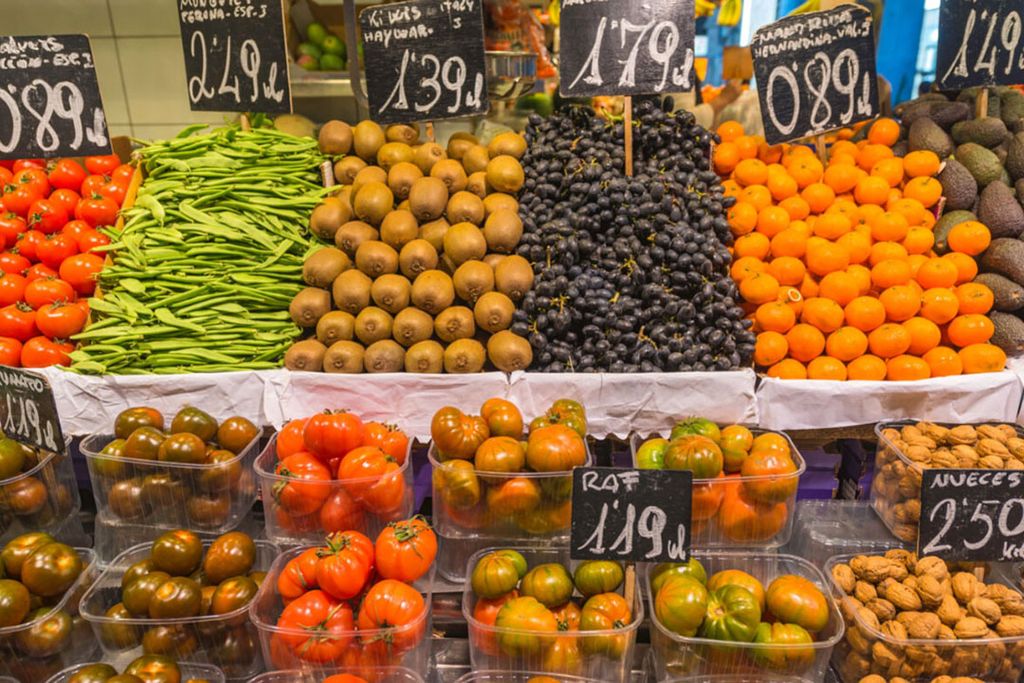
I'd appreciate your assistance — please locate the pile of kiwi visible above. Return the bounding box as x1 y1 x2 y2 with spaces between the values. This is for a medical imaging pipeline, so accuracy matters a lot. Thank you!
285 120 535 374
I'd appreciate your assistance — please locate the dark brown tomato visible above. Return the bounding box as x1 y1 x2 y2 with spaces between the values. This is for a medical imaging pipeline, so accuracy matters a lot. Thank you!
157 433 206 464
0 578 30 626
115 407 164 439
148 577 202 619
124 654 182 683
210 576 258 615
121 559 156 592
14 606 71 656
20 542 83 597
92 438 128 478
142 624 198 658
248 570 267 588
202 531 256 584
0 531 54 578
215 417 258 454
108 478 150 520
199 585 216 615
122 571 170 616
108 676 145 683
68 663 118 683
0 437 27 478
100 603 140 649
186 495 230 529
123 427 165 461
140 473 187 510
170 407 217 443
213 626 258 672
151 530 203 576
196 450 241 493
4 476 47 515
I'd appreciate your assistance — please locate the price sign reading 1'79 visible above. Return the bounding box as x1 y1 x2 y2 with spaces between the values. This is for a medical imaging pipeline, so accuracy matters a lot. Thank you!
0 367 63 454
571 467 691 563
937 0 1024 89
918 468 1024 562
559 0 696 98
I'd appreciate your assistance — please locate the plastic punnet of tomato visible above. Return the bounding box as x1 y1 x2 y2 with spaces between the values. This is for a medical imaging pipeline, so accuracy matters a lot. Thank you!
630 420 804 549
453 673 607 683
248 668 424 683
463 546 643 683
0 436 79 544
77 533 278 681
44 658 224 683
645 550 843 682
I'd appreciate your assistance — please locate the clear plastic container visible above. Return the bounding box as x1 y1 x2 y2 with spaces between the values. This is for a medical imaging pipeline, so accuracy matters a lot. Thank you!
784 500 907 568
250 668 424 682
91 508 263 564
645 551 844 681
629 430 804 549
463 546 643 683
79 540 278 681
255 434 414 547
430 441 592 541
827 552 1024 682
0 547 99 682
455 673 603 683
250 546 433 677
80 433 261 533
45 662 225 683
0 446 80 544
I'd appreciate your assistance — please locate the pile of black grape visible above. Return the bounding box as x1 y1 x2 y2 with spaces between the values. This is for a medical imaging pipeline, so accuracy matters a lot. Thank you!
511 97 755 373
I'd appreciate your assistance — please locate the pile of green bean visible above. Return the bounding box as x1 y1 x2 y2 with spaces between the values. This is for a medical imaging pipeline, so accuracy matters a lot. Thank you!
70 124 326 374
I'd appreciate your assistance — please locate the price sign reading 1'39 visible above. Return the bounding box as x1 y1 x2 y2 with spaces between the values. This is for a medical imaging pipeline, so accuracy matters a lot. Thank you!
177 0 292 113
937 0 1024 89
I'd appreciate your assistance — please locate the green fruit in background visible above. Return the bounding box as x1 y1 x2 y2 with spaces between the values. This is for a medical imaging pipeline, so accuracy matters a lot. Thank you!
306 22 328 46
515 93 554 117
320 53 345 71
322 35 346 58
297 55 319 71
298 42 322 59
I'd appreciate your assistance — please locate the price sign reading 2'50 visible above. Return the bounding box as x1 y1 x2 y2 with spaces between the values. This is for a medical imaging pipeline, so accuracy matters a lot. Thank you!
570 467 691 563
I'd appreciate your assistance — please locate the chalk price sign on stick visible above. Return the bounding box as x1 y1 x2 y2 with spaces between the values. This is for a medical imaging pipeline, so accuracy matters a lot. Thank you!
570 467 692 563
751 5 879 145
177 0 291 114
937 0 1024 89
0 34 111 159
918 468 1024 562
0 367 64 454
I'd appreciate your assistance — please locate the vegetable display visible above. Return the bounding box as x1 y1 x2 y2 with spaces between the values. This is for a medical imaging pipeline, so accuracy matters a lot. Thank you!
60 656 213 683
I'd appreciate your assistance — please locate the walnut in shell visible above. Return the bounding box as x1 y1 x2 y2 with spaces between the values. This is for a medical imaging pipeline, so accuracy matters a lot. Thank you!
953 615 989 638
832 563 856 594
966 596 1002 625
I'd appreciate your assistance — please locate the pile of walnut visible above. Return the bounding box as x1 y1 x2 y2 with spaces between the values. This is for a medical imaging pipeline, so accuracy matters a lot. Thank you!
872 422 1024 542
832 549 1024 683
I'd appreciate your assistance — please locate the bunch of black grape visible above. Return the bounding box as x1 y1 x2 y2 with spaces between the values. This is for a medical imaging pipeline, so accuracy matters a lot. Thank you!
511 98 755 373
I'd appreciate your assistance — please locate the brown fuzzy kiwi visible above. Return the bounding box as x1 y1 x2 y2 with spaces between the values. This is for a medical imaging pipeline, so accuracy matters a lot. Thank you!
483 193 519 217
453 260 495 304
482 209 523 254
319 120 353 155
474 291 515 332
487 330 533 371
323 340 365 373
353 120 386 162
379 210 419 250
443 222 487 265
376 142 414 171
483 253 506 269
408 177 449 222
443 338 486 373
461 145 490 174
418 218 450 251
392 308 434 347
466 172 488 198
335 185 353 207
289 288 332 328
399 239 439 279
430 159 468 193
434 306 475 342
303 247 351 288
370 273 412 314
316 311 356 345
485 155 525 194
284 339 327 371
354 307 394 345
335 221 379 257
405 340 444 372
413 143 446 174
364 340 405 373
386 124 420 144
439 253 457 275
355 240 399 278
353 182 394 227
351 166 388 201
309 199 351 241
447 133 479 160
334 156 367 185
410 270 455 315
494 254 534 302
331 269 373 314
487 132 527 159
397 199 411 212
387 162 423 201
446 191 485 225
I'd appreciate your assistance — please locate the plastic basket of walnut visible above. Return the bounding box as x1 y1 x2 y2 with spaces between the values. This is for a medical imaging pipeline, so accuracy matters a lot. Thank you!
870 421 1024 543
827 548 1024 683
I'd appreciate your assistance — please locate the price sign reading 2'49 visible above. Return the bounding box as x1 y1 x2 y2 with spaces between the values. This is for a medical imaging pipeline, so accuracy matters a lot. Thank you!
559 0 696 98
751 6 879 146
937 0 1024 89
570 467 691 563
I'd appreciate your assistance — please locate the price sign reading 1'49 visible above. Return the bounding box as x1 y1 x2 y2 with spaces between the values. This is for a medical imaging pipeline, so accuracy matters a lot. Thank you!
0 367 63 454
361 0 488 125
0 34 111 159
937 0 1024 89
751 6 879 146
559 0 696 98
177 0 291 114
570 467 691 563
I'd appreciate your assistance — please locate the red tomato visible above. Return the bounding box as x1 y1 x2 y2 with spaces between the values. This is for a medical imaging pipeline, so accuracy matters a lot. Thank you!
2 185 41 217
319 487 366 534
48 159 86 191
471 590 519 656
12 159 44 173
21 336 71 367
0 337 22 366
25 263 58 283
315 530 375 600
0 304 38 341
0 272 27 307
58 253 102 295
23 278 75 309
275 589 354 663
356 579 426 652
0 168 11 186
273 452 332 516
97 181 126 206
0 214 25 246
304 411 365 462
338 447 406 515
28 199 69 235
76 229 110 254
277 418 310 459
16 230 44 262
276 547 320 603
35 302 86 339
61 220 91 243
323 676 369 683
0 252 30 275
37 233 78 269
85 154 121 175
49 189 80 216
13 169 49 197
375 517 437 583
362 422 410 465
111 164 135 188
75 197 118 228
79 174 107 199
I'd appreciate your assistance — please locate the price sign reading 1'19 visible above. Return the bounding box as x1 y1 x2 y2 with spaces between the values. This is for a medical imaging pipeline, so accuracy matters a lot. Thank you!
559 0 696 98
918 468 1024 562
0 34 111 159
361 0 488 125
177 0 291 114
751 6 879 146
570 467 691 563
0 367 63 453
937 0 1024 89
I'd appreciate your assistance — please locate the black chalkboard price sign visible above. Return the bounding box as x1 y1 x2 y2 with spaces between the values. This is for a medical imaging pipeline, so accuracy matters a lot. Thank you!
751 6 879 145
0 367 63 454
176 0 291 114
937 0 1024 90
918 468 1024 562
558 0 696 98
360 0 489 125
0 34 111 160
570 466 692 563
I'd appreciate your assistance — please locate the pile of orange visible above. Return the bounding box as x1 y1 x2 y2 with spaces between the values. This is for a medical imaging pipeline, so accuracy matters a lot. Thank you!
714 119 1006 381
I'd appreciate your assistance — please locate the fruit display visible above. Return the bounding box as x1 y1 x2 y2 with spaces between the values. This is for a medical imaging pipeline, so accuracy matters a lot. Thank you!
0 533 97 680
0 154 129 367
829 549 1024 682
464 547 641 681
430 398 588 541
634 418 802 547
294 21 348 72
255 411 413 545
453 675 601 683
871 421 1024 543
718 118 1006 380
78 529 273 680
647 552 841 680
69 124 324 374
250 671 423 683
249 525 434 676
52 657 222 683
285 120 534 373
0 437 79 542
80 406 260 532
513 98 755 372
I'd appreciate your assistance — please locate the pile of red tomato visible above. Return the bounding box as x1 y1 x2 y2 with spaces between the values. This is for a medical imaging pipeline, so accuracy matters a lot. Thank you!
0 154 132 367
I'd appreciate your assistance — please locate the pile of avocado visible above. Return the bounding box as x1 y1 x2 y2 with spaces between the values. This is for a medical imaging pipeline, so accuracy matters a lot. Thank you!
297 21 347 71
